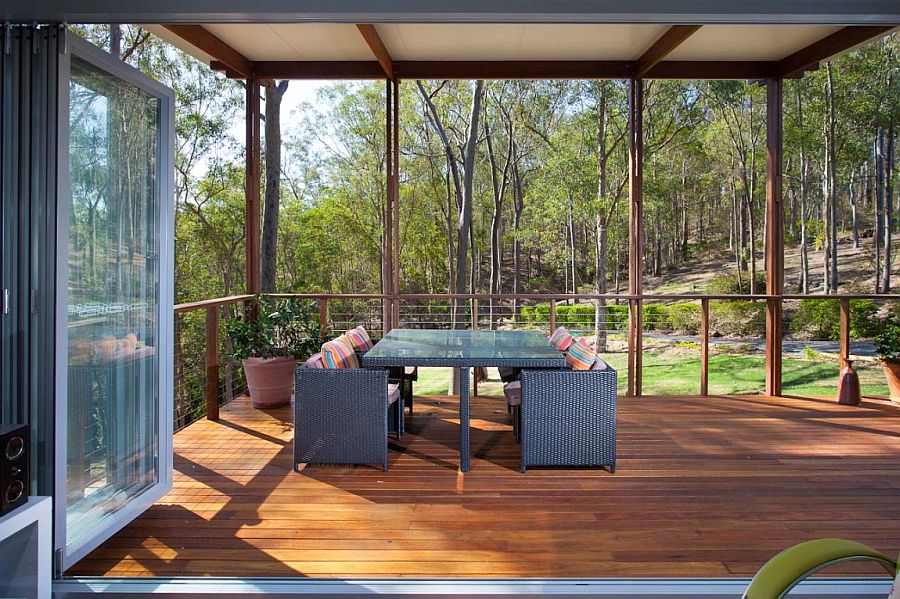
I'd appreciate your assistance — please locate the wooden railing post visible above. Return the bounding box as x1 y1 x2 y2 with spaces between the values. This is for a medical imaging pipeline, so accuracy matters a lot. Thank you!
700 299 709 396
839 298 851 366
549 299 557 335
205 305 220 421
471 298 479 396
318 297 328 333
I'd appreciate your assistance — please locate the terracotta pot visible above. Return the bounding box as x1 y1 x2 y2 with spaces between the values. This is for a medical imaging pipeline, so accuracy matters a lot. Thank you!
882 361 900 403
242 356 297 408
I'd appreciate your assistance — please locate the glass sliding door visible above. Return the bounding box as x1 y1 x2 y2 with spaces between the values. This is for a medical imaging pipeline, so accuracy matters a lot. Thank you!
56 34 174 571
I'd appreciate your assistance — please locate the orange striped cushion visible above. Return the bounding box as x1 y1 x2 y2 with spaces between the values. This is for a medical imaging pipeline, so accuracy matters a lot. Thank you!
566 337 596 371
344 326 374 350
321 335 360 369
549 326 574 351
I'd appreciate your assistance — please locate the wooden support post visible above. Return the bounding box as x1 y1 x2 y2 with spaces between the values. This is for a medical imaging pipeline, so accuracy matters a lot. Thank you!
392 77 401 329
205 306 220 421
765 78 784 397
700 299 709 396
245 80 261 297
549 299 557 335
839 298 851 365
318 298 328 334
471 298 478 396
383 79 394 334
628 78 644 397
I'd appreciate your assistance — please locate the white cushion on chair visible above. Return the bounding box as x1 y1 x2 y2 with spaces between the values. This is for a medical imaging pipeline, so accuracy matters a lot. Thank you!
591 357 610 370
387 383 401 405
503 380 522 406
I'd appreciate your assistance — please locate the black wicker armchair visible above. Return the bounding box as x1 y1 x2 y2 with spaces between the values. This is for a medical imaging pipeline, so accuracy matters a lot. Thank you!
294 361 402 472
514 367 617 473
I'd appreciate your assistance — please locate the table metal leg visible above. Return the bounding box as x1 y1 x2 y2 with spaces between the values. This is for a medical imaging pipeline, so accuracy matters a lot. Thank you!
458 366 470 472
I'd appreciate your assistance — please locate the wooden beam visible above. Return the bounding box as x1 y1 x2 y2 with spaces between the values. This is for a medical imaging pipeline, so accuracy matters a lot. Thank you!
205 306 220 421
245 80 261 295
392 77 401 329
765 78 784 397
777 25 895 78
700 299 709 396
356 24 394 80
627 78 644 397
644 61 778 80
163 24 252 78
840 298 851 365
211 59 791 81
383 79 394 335
635 25 701 78
396 60 634 80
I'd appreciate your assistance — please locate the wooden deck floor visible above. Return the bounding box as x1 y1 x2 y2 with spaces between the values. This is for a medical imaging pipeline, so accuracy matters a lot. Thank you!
70 392 900 579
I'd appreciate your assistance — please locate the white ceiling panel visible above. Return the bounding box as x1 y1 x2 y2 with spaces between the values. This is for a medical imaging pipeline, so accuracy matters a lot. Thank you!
666 25 843 61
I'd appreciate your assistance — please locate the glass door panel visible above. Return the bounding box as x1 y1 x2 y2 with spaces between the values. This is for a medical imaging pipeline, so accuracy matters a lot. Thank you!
57 35 174 570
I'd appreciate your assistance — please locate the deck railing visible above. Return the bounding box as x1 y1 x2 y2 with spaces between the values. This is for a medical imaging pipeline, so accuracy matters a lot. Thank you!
173 292 898 430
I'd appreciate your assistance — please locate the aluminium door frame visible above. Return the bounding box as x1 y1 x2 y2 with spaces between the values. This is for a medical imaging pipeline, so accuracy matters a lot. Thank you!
54 31 175 573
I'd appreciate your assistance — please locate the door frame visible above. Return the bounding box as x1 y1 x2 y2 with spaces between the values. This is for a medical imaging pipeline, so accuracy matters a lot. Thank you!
54 31 175 572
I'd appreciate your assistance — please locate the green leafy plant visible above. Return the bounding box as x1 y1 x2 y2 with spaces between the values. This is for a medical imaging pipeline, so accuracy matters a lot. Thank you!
790 299 879 341
226 298 326 361
874 315 900 364
668 303 701 335
705 273 767 295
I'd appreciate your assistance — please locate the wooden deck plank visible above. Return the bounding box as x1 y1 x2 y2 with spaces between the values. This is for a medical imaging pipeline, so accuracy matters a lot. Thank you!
69 393 900 579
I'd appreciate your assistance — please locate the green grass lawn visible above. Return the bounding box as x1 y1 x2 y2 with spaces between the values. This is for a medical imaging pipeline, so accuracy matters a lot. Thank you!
413 352 890 398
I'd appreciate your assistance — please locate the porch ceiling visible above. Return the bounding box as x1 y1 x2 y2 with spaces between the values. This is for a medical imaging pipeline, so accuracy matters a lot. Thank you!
147 22 861 68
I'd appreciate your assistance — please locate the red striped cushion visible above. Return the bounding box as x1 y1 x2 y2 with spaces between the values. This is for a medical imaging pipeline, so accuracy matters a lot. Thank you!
321 335 360 369
549 326 574 351
344 326 374 351
566 337 596 371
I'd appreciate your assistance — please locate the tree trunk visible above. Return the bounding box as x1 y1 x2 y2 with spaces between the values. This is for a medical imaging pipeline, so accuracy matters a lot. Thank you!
260 80 289 293
797 84 810 294
875 131 884 293
825 63 838 293
883 121 894 292
850 168 860 249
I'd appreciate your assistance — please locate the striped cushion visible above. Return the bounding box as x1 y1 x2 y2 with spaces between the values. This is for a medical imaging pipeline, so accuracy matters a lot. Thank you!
344 326 374 351
566 337 596 371
549 326 574 351
321 335 360 369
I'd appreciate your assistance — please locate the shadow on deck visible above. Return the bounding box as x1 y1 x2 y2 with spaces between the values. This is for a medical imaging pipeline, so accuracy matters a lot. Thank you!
69 391 900 578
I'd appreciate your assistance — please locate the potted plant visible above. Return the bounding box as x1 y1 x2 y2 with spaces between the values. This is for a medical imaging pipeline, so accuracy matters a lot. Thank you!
226 298 325 408
874 314 900 402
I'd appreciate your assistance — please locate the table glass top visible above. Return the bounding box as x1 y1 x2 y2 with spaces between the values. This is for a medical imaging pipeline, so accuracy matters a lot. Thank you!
363 328 565 365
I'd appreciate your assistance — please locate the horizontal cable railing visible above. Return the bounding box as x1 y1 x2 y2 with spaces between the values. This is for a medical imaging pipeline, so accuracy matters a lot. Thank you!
172 292 898 430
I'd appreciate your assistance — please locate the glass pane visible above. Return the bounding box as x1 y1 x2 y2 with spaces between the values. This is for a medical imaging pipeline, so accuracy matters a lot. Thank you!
65 57 161 547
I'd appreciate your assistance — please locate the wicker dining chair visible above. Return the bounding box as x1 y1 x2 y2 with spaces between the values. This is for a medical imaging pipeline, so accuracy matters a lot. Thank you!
509 363 617 473
294 356 402 472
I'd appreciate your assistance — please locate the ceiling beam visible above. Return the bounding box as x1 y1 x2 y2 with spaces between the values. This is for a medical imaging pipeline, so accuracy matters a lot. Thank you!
210 59 783 81
777 25 895 77
635 25 701 78
162 24 252 78
356 24 394 80
395 61 634 79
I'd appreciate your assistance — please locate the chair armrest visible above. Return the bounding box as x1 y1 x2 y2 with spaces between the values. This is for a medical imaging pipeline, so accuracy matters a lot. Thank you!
742 539 896 599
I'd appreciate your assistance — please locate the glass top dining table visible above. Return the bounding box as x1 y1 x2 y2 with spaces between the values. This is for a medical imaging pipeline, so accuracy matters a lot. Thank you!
362 329 566 471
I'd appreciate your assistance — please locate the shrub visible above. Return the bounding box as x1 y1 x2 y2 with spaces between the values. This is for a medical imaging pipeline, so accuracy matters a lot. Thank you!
642 304 670 331
706 272 767 295
875 315 900 364
606 305 628 331
709 301 765 337
789 298 879 341
668 303 701 335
